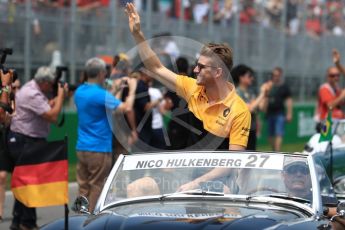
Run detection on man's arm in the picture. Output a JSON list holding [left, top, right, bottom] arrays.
[[125, 110, 138, 146], [125, 3, 177, 91], [324, 89, 345, 110], [257, 81, 272, 112], [41, 83, 66, 123], [0, 70, 13, 123], [177, 139, 246, 191], [144, 98, 163, 111], [116, 78, 137, 113], [333, 49, 345, 76], [285, 97, 293, 122], [177, 168, 234, 192], [229, 145, 245, 150]]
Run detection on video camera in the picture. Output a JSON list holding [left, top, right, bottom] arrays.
[[52, 66, 69, 97], [0, 48, 18, 85]]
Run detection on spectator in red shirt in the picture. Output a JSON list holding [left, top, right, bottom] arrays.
[[317, 66, 345, 122], [240, 3, 257, 24], [305, 4, 324, 38], [77, 0, 109, 10]]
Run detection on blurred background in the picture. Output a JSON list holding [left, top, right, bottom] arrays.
[[1, 0, 345, 100]]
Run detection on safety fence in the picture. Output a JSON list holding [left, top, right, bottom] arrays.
[[0, 1, 345, 102]]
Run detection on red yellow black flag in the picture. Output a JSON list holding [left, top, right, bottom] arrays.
[[11, 139, 68, 207]]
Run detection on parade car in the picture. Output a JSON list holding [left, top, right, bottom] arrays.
[[41, 151, 345, 230]]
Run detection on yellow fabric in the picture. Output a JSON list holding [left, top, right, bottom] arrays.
[[12, 181, 68, 208], [176, 75, 251, 148]]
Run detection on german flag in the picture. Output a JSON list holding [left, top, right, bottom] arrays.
[[11, 139, 68, 208]]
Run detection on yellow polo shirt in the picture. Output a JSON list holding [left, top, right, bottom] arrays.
[[176, 75, 251, 148]]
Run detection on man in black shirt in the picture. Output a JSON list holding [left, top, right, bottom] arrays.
[[266, 67, 293, 151]]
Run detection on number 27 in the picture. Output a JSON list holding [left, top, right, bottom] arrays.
[[245, 155, 269, 167]]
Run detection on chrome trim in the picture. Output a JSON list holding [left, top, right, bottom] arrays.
[[100, 193, 314, 216]]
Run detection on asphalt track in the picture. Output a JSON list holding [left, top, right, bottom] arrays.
[[0, 183, 78, 229]]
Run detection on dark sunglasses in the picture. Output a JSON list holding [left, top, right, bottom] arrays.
[[285, 165, 309, 175], [195, 62, 218, 71], [329, 73, 340, 78]]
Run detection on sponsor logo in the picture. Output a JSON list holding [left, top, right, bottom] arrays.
[[223, 107, 230, 117], [241, 127, 250, 132]]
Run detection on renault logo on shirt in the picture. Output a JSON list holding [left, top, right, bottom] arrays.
[[223, 107, 231, 117]]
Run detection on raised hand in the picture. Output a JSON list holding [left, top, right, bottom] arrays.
[[260, 81, 272, 96], [333, 49, 341, 65], [125, 3, 141, 35]]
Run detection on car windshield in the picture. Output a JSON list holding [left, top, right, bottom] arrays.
[[102, 152, 337, 208], [313, 146, 345, 180], [335, 119, 345, 142]]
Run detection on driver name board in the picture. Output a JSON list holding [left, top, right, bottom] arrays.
[[123, 153, 284, 170]]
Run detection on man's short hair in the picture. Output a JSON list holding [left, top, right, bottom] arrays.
[[34, 66, 55, 83], [273, 66, 283, 75], [85, 57, 106, 79], [200, 43, 233, 73]]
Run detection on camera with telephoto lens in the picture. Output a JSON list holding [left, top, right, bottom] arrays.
[[52, 66, 69, 97], [0, 48, 18, 85]]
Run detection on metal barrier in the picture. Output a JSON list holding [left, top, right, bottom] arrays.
[[0, 1, 345, 102]]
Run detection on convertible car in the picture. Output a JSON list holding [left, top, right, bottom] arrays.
[[42, 151, 345, 230]]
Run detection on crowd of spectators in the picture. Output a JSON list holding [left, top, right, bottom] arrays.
[[2, 0, 344, 38], [171, 0, 345, 38], [164, 0, 345, 38]]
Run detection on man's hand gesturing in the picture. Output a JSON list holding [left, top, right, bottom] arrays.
[[125, 3, 141, 35], [333, 49, 341, 65]]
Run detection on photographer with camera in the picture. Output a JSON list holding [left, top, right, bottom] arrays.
[[6, 66, 67, 230], [0, 69, 14, 223], [0, 48, 17, 223]]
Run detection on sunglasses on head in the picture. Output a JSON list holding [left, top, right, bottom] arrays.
[[285, 165, 309, 175]]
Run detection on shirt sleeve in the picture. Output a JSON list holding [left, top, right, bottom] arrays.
[[229, 109, 251, 147], [175, 75, 197, 102], [104, 90, 122, 110]]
